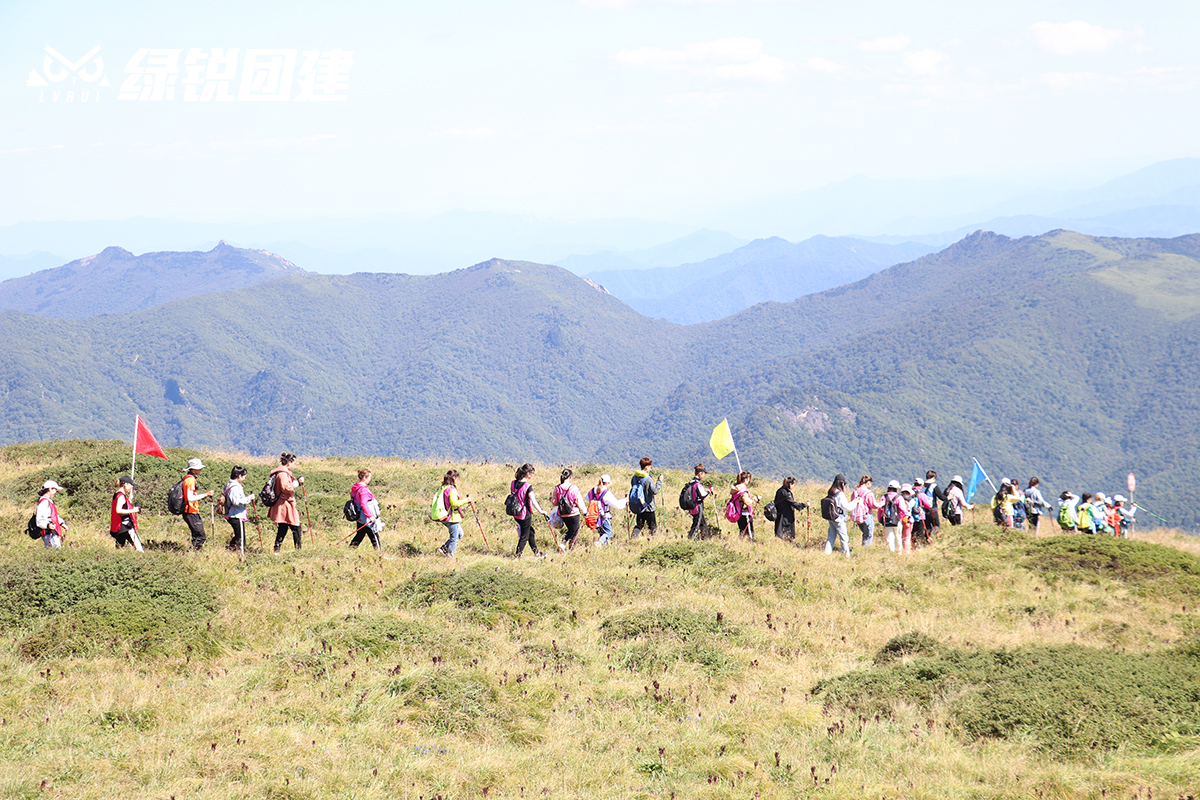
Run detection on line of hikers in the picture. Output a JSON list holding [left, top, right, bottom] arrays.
[[26, 454, 1138, 555]]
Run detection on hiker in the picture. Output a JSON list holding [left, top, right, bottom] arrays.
[[182, 458, 214, 550], [551, 468, 586, 552], [109, 477, 139, 549], [1104, 494, 1123, 537], [731, 471, 757, 540], [1057, 491, 1079, 531], [849, 475, 878, 546], [922, 472, 944, 540], [993, 482, 1018, 529], [511, 463, 548, 558], [35, 480, 68, 548], [878, 480, 908, 552], [352, 469, 384, 550], [943, 475, 969, 526], [586, 474, 626, 547], [1091, 493, 1114, 535], [822, 473, 857, 556], [1009, 478, 1028, 529], [1113, 494, 1135, 538], [910, 477, 929, 546], [268, 452, 305, 551], [685, 463, 714, 540], [1024, 477, 1052, 531], [433, 470, 468, 555], [629, 457, 664, 538], [223, 466, 253, 552], [772, 476, 808, 542]]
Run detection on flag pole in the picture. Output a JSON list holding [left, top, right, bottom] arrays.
[[733, 447, 742, 474], [131, 415, 139, 481]]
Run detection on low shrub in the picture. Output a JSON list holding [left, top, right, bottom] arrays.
[[395, 566, 566, 625], [637, 541, 746, 578], [874, 631, 943, 664], [600, 607, 737, 642], [1027, 537, 1200, 597]]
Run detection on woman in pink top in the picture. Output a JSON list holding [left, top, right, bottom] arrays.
[[850, 475, 879, 547], [268, 452, 305, 551]]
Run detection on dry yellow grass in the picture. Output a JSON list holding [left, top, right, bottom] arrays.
[[0, 451, 1196, 799]]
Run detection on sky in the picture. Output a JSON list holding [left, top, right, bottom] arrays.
[[1, 0, 1197, 227]]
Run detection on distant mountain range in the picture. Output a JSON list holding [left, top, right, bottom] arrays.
[[554, 229, 747, 274], [0, 242, 304, 319], [1, 230, 1198, 529], [586, 236, 934, 324]]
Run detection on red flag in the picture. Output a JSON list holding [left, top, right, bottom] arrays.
[[135, 416, 168, 460]]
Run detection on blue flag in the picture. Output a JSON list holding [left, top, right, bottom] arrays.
[[966, 458, 989, 501]]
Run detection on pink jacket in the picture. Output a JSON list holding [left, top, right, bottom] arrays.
[[267, 466, 301, 526], [850, 485, 878, 524]]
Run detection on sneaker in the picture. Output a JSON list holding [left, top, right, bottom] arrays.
[[534, 552, 546, 559], [436, 545, 448, 557], [556, 542, 567, 553]]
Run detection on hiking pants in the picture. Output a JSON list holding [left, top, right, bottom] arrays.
[[42, 533, 62, 548], [184, 512, 206, 550], [901, 518, 913, 553], [110, 530, 136, 549], [738, 512, 754, 540], [560, 514, 581, 548], [437, 521, 461, 555], [687, 506, 706, 539], [884, 525, 900, 552], [226, 518, 246, 551], [515, 516, 539, 556], [274, 523, 301, 551], [596, 516, 613, 546], [857, 515, 875, 546], [825, 518, 850, 556], [353, 522, 381, 550], [633, 510, 657, 537]]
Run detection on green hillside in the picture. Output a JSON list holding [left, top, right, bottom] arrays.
[[0, 442, 1197, 799], [601, 230, 1200, 530]]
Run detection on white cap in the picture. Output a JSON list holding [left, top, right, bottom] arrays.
[[1113, 494, 1127, 503], [599, 474, 611, 485], [887, 479, 900, 490], [42, 480, 64, 491]]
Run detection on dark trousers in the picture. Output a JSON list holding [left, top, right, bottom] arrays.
[[738, 512, 754, 540], [227, 518, 246, 551], [274, 523, 301, 551], [561, 514, 581, 547], [351, 523, 379, 549], [515, 516, 538, 556], [183, 512, 206, 550], [688, 506, 706, 539], [633, 510, 657, 536], [109, 529, 135, 549]]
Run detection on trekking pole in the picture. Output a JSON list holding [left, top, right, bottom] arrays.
[[334, 526, 359, 546], [1134, 503, 1170, 525], [805, 505, 811, 549], [251, 497, 264, 551], [468, 501, 494, 553], [301, 483, 313, 540]]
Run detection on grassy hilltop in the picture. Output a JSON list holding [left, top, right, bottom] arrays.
[[0, 440, 1198, 799]]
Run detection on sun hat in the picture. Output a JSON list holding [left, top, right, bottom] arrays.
[[951, 475, 964, 484], [187, 458, 205, 470], [900, 483, 913, 495]]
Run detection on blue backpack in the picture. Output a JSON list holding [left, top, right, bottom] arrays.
[[628, 476, 649, 514]]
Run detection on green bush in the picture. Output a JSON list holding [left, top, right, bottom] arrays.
[[0, 548, 220, 660], [637, 541, 746, 578], [1026, 537, 1200, 597], [310, 613, 471, 660], [874, 631, 943, 664], [814, 637, 1200, 756], [395, 566, 566, 625], [600, 607, 736, 642]]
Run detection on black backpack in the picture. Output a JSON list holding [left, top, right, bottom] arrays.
[[26, 513, 42, 540], [763, 501, 778, 522], [679, 479, 698, 511], [941, 496, 955, 519], [504, 484, 524, 518], [819, 495, 840, 521], [259, 474, 279, 508], [880, 496, 900, 527], [342, 498, 359, 522], [166, 479, 186, 515]]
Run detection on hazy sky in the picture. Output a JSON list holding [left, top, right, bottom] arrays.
[[1, 0, 1196, 226]]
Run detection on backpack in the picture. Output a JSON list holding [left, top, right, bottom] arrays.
[[343, 499, 359, 522], [724, 496, 741, 523], [504, 483, 525, 518], [940, 496, 954, 519], [1012, 499, 1027, 525], [556, 485, 575, 518], [882, 496, 901, 527], [819, 495, 840, 521], [628, 476, 648, 514], [679, 479, 698, 512], [763, 501, 778, 522], [430, 487, 452, 521], [215, 486, 229, 517], [1058, 502, 1075, 530], [584, 500, 601, 529], [258, 474, 279, 508], [166, 479, 186, 515], [26, 513, 41, 540]]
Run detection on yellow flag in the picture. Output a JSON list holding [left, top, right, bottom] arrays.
[[709, 419, 735, 460]]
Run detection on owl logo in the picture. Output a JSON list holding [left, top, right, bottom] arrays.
[[27, 45, 110, 87]]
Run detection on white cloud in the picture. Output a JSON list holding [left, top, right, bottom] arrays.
[[901, 49, 949, 76], [431, 128, 496, 139], [616, 37, 793, 82], [858, 33, 911, 53], [1040, 71, 1119, 92], [1030, 21, 1143, 57], [807, 56, 844, 74], [664, 91, 729, 107]]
